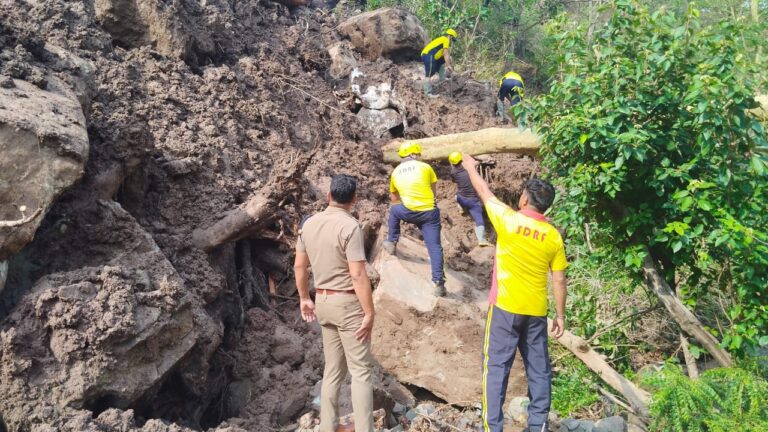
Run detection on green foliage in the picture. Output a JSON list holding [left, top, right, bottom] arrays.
[[366, 0, 563, 83], [552, 237, 649, 373], [642, 364, 768, 432], [524, 0, 768, 355], [551, 356, 601, 415]]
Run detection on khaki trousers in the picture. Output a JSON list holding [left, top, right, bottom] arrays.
[[315, 292, 374, 432]]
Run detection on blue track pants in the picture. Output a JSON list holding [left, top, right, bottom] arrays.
[[457, 194, 484, 227], [482, 306, 552, 432], [387, 204, 445, 284]]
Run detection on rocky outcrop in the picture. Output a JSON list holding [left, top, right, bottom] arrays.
[[370, 233, 528, 406], [0, 77, 88, 261], [338, 8, 428, 62]]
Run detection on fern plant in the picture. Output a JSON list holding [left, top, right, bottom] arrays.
[[642, 365, 768, 432]]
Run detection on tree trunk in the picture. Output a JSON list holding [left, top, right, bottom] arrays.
[[641, 246, 733, 367], [382, 127, 540, 163], [552, 320, 651, 419], [191, 153, 313, 251]]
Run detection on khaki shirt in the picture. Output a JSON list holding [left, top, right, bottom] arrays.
[[296, 206, 366, 291]]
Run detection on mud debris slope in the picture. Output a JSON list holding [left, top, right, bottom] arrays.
[[0, 2, 534, 431]]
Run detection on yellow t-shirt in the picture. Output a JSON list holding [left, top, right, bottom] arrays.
[[421, 36, 451, 60], [499, 70, 524, 86], [389, 160, 437, 212], [485, 197, 567, 316]]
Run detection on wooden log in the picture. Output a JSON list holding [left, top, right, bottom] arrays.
[[191, 153, 313, 251], [641, 247, 733, 368], [552, 320, 651, 419], [382, 127, 540, 163]]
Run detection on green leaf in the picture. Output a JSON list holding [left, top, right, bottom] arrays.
[[759, 336, 768, 347], [751, 155, 766, 176], [579, 133, 588, 144], [672, 241, 683, 253], [687, 344, 702, 359]]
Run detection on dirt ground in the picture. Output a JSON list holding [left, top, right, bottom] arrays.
[[0, 1, 537, 431]]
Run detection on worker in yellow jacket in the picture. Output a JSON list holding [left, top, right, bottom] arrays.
[[497, 70, 524, 120], [420, 29, 457, 95]]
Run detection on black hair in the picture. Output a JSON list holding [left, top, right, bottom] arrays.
[[330, 174, 357, 204], [523, 178, 555, 212]]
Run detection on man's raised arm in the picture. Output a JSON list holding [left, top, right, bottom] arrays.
[[461, 153, 495, 204]]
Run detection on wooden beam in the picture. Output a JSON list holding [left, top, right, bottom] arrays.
[[382, 127, 540, 163]]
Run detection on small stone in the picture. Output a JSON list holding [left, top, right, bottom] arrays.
[[415, 403, 435, 415], [0, 75, 15, 88], [504, 396, 530, 422], [405, 409, 418, 421], [594, 416, 627, 432], [388, 426, 404, 432], [559, 418, 595, 432], [392, 402, 406, 415], [456, 417, 471, 429], [298, 412, 315, 429]]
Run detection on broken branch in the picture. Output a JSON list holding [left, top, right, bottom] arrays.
[[679, 333, 700, 379], [191, 152, 314, 251], [551, 320, 651, 420], [641, 246, 733, 367]]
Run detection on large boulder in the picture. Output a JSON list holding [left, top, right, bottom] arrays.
[[0, 77, 88, 261], [0, 200, 216, 431], [370, 233, 528, 406], [338, 8, 428, 62]]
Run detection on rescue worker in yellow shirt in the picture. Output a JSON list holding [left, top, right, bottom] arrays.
[[497, 70, 524, 121], [461, 153, 568, 432], [420, 29, 457, 95], [383, 142, 447, 297]]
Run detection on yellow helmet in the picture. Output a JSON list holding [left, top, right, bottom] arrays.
[[398, 142, 422, 158], [448, 152, 462, 165], [445, 28, 458, 38]]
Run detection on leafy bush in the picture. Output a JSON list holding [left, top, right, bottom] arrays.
[[551, 356, 601, 416], [524, 0, 768, 355], [642, 364, 768, 432]]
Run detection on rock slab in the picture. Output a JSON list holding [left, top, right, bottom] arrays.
[[370, 232, 527, 406]]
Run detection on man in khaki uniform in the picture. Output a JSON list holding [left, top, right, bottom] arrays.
[[294, 174, 375, 432]]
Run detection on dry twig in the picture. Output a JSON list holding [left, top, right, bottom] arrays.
[[0, 206, 43, 228]]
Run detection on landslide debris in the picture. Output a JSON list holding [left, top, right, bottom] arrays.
[[0, 1, 535, 431]]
